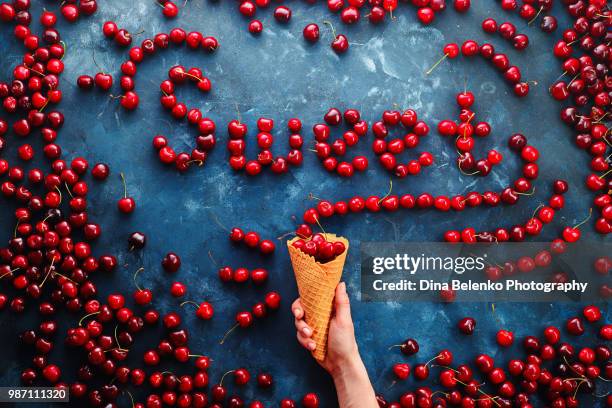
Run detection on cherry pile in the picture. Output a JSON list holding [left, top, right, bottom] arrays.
[[377, 305, 610, 407], [313, 108, 369, 177], [227, 117, 304, 176], [291, 224, 347, 263], [546, 0, 611, 235]]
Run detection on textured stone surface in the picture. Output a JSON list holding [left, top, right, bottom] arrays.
[[0, 1, 607, 406]]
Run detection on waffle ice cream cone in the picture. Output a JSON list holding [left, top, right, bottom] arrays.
[[287, 234, 349, 361]]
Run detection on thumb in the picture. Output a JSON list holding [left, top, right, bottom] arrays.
[[333, 282, 352, 324]]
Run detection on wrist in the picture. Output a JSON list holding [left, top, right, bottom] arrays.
[[329, 350, 367, 382]]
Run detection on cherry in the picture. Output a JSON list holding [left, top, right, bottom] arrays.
[[170, 282, 186, 297], [162, 1, 179, 18], [303, 23, 319, 43], [117, 173, 135, 213], [566, 317, 585, 335], [562, 208, 592, 242], [496, 329, 514, 347], [392, 363, 411, 380], [458, 317, 476, 335], [582, 305, 601, 322], [162, 252, 181, 273], [256, 372, 273, 388], [302, 393, 319, 408], [273, 6, 291, 22], [248, 20, 263, 35], [94, 72, 113, 91]]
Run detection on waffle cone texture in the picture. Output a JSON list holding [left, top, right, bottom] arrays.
[[287, 234, 349, 361]]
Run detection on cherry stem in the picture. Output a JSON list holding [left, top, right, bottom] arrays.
[[78, 311, 100, 327], [219, 323, 240, 344], [554, 71, 567, 82], [13, 216, 26, 238], [276, 231, 295, 241], [54, 186, 63, 204], [532, 204, 544, 219], [120, 172, 128, 198], [308, 192, 323, 201], [92, 49, 104, 74], [235, 102, 242, 124], [123, 390, 135, 408], [516, 187, 536, 196], [180, 300, 199, 309], [323, 20, 337, 39], [567, 72, 581, 88], [219, 369, 235, 386], [64, 182, 74, 198], [425, 53, 448, 76], [424, 353, 442, 368], [314, 217, 328, 238], [528, 6, 543, 25], [0, 268, 18, 280], [208, 250, 218, 266], [378, 179, 393, 204], [572, 208, 592, 229], [114, 325, 128, 351], [598, 168, 612, 179], [208, 211, 229, 232], [183, 72, 203, 82], [388, 344, 402, 350], [133, 267, 144, 291], [458, 166, 480, 177], [593, 112, 608, 123], [385, 380, 396, 390], [455, 378, 501, 407], [59, 41, 66, 60], [431, 364, 461, 375]]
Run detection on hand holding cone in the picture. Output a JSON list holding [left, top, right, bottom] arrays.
[[287, 234, 349, 361]]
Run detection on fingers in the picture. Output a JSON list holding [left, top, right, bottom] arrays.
[[295, 317, 313, 338], [297, 330, 317, 352], [333, 282, 352, 324], [291, 298, 304, 320], [292, 297, 316, 351]]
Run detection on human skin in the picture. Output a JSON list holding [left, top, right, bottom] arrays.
[[291, 282, 379, 408]]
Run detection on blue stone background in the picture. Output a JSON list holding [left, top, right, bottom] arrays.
[[0, 0, 609, 406]]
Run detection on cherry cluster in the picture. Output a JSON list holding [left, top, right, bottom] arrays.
[[481, 18, 529, 51], [372, 109, 433, 178], [547, 1, 611, 235], [438, 91, 529, 178], [291, 224, 347, 263], [153, 65, 216, 171], [227, 117, 304, 176], [77, 26, 219, 114], [377, 305, 611, 407], [102, 22, 142, 47], [498, 0, 559, 33], [314, 108, 369, 177]]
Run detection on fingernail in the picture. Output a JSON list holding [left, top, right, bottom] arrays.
[[339, 282, 347, 292], [302, 327, 312, 336], [308, 342, 316, 351]]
